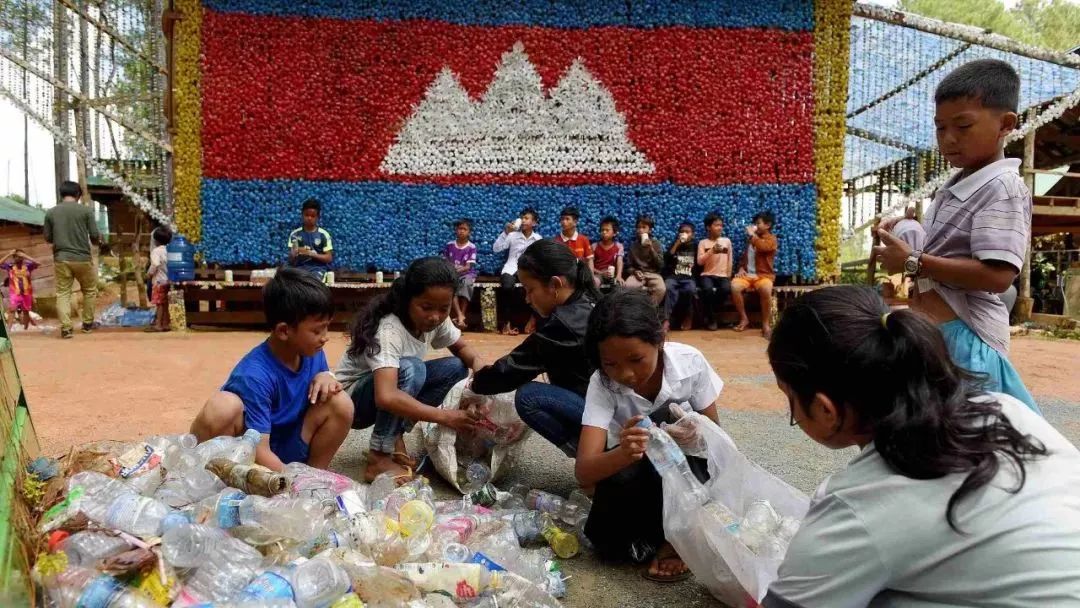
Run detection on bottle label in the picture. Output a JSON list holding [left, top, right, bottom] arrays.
[[529, 492, 559, 513], [240, 571, 294, 600], [76, 575, 124, 608], [216, 490, 245, 528], [469, 552, 506, 572], [105, 494, 148, 530], [114, 444, 162, 479], [166, 252, 183, 262]]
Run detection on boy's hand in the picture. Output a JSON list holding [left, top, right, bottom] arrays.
[[873, 230, 912, 275], [504, 222, 515, 234], [618, 415, 649, 462], [308, 372, 342, 404], [440, 408, 480, 434], [633, 270, 644, 281], [746, 225, 757, 237], [735, 269, 748, 278], [615, 276, 625, 286]]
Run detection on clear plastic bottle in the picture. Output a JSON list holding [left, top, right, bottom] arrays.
[[291, 556, 352, 608], [441, 542, 472, 563], [60, 532, 132, 568], [459, 461, 491, 493], [524, 489, 564, 516], [511, 511, 545, 545], [238, 495, 324, 540], [217, 429, 262, 464], [562, 489, 592, 526], [171, 525, 264, 602], [636, 417, 708, 506], [82, 491, 171, 537], [41, 567, 158, 608], [284, 461, 360, 501]]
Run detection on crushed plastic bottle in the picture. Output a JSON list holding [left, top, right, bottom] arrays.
[[238, 495, 324, 540], [59, 532, 133, 568], [40, 566, 158, 608], [636, 417, 709, 507], [162, 523, 264, 602]]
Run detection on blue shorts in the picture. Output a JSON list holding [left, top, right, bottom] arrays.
[[939, 319, 1041, 415], [268, 420, 310, 465]]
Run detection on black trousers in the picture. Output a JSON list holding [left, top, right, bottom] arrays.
[[498, 272, 517, 327], [698, 276, 732, 323], [584, 412, 710, 562]]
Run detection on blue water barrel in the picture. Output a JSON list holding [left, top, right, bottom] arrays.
[[166, 235, 196, 282]]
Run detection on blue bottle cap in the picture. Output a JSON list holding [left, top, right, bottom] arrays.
[[635, 417, 654, 429]]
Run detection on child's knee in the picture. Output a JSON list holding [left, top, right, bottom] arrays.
[[196, 391, 244, 436], [397, 357, 427, 393], [327, 390, 354, 425]]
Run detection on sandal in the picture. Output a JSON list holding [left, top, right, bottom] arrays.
[[392, 451, 418, 469], [642, 545, 692, 583]]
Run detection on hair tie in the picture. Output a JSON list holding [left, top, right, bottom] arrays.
[[881, 312, 891, 329]]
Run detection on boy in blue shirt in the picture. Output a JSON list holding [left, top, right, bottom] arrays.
[[288, 198, 334, 278], [190, 267, 352, 470]]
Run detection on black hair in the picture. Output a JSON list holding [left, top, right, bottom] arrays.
[[678, 221, 694, 231], [152, 225, 173, 247], [263, 267, 334, 328], [59, 181, 82, 199], [347, 256, 457, 358], [752, 211, 775, 226], [454, 218, 473, 230], [599, 216, 620, 233], [521, 207, 539, 223], [560, 206, 580, 220], [704, 213, 722, 228], [635, 214, 655, 229], [518, 239, 601, 303], [935, 59, 1020, 113], [301, 198, 321, 215], [768, 286, 1047, 532], [585, 289, 665, 383]]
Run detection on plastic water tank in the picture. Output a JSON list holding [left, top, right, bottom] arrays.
[[166, 235, 195, 282]]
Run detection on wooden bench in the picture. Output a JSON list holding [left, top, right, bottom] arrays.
[[178, 267, 821, 331]]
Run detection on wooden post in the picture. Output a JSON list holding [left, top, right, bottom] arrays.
[[52, 2, 70, 194], [1016, 108, 1038, 322]]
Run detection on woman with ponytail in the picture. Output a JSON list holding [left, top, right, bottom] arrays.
[[472, 239, 601, 456], [763, 285, 1080, 608], [336, 257, 486, 482]]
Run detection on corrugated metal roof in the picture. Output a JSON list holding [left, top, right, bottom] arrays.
[[0, 197, 46, 226]]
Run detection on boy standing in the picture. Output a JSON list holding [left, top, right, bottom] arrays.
[[593, 216, 625, 290], [190, 267, 353, 470], [493, 207, 542, 335], [443, 219, 478, 329], [144, 227, 173, 332], [288, 198, 334, 279], [731, 211, 778, 338], [0, 249, 40, 330], [553, 206, 594, 268], [663, 221, 699, 329], [697, 213, 733, 331], [44, 180, 101, 339], [876, 59, 1038, 412], [624, 215, 666, 306]]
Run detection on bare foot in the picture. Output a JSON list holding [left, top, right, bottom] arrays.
[[363, 450, 411, 484], [762, 325, 772, 340], [392, 436, 417, 469], [501, 322, 519, 336], [645, 542, 691, 582], [680, 316, 693, 331], [523, 318, 536, 335], [733, 318, 750, 332]]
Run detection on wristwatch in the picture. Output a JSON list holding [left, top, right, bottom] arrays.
[[904, 250, 922, 276]]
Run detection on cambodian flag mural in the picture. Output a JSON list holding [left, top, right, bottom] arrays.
[[178, 0, 840, 278]]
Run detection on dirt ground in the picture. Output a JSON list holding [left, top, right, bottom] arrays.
[[11, 327, 1080, 456]]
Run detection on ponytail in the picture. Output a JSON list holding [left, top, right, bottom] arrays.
[[518, 240, 601, 302], [346, 257, 457, 358], [768, 286, 1047, 532]]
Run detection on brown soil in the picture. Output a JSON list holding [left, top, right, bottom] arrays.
[[11, 328, 1080, 456]]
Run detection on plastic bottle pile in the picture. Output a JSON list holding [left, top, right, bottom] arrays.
[[32, 432, 590, 608], [637, 418, 799, 560]]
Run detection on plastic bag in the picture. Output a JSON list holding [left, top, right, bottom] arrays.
[[662, 412, 810, 607], [416, 379, 530, 493]]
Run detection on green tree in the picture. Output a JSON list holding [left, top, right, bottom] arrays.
[[900, 0, 1080, 52], [4, 194, 28, 205]]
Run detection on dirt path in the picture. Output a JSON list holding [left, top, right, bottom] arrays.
[[11, 328, 1079, 455]]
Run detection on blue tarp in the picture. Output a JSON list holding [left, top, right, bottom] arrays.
[[844, 16, 1080, 181]]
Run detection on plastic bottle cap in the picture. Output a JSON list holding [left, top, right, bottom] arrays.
[[635, 417, 654, 428], [47, 530, 69, 552]]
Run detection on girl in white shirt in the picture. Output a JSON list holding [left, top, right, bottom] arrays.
[[577, 288, 724, 583], [764, 286, 1080, 608], [337, 257, 486, 483]]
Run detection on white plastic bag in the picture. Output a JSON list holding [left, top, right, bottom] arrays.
[[416, 379, 530, 493], [662, 412, 810, 607]]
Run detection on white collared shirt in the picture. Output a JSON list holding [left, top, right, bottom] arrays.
[[582, 342, 724, 448], [493, 230, 543, 275]]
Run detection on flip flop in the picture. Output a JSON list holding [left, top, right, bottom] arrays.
[[642, 548, 692, 583], [392, 451, 418, 469]]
